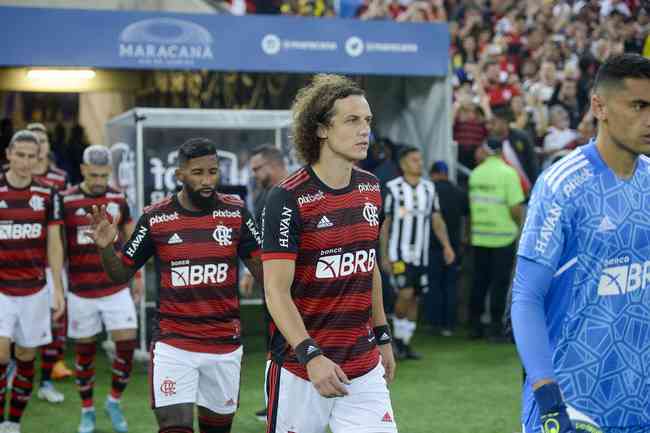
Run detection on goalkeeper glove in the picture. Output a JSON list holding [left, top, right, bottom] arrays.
[[534, 382, 574, 433]]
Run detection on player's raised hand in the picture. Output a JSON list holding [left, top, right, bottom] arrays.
[[87, 204, 118, 249], [306, 355, 350, 398], [378, 343, 396, 384], [51, 287, 65, 321]]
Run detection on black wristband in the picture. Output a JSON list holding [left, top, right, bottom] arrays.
[[373, 325, 392, 345], [295, 338, 322, 366]]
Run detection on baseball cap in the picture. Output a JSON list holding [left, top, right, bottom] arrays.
[[430, 160, 449, 174]]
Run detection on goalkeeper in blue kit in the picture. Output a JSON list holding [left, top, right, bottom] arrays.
[[512, 54, 650, 433]]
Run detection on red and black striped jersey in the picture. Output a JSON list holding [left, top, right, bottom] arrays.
[[0, 173, 62, 296], [120, 193, 261, 354], [262, 166, 383, 381], [34, 166, 69, 191], [62, 185, 132, 298]]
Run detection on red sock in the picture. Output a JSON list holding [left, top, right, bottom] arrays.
[[9, 360, 34, 423], [199, 413, 234, 433], [110, 340, 136, 400], [159, 427, 193, 433], [0, 363, 7, 421], [75, 342, 96, 409], [39, 345, 57, 383]]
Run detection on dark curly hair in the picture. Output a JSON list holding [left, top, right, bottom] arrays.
[[291, 74, 365, 165]]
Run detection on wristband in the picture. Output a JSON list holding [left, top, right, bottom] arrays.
[[295, 338, 322, 366], [373, 325, 392, 345], [534, 382, 565, 414]]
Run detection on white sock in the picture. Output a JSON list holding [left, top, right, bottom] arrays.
[[403, 320, 417, 345]]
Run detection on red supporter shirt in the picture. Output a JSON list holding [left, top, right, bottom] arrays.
[[34, 167, 69, 192], [120, 193, 261, 354], [486, 83, 521, 108], [262, 166, 382, 380], [62, 185, 132, 298], [453, 118, 489, 151], [0, 174, 62, 296]]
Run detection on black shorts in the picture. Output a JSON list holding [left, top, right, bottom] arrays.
[[392, 261, 428, 294]]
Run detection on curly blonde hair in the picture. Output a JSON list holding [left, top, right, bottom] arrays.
[[291, 74, 364, 165]]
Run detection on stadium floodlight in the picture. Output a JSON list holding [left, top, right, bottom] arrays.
[[26, 68, 96, 81]]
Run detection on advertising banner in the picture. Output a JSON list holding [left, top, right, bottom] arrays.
[[0, 6, 449, 76]]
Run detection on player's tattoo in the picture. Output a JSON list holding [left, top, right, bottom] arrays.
[[244, 256, 263, 285], [100, 246, 136, 284]]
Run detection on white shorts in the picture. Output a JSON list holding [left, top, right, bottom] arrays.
[[151, 342, 242, 414], [67, 289, 137, 339], [265, 361, 398, 433], [0, 289, 52, 348]]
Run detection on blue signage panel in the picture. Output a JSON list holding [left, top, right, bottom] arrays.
[[0, 6, 449, 76]]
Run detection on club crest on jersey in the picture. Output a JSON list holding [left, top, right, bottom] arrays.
[[75, 208, 87, 216], [363, 202, 379, 226], [29, 195, 45, 212], [160, 378, 176, 397], [213, 225, 232, 246]]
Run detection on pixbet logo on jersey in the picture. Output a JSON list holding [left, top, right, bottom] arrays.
[[0, 223, 42, 240], [297, 190, 324, 207], [170, 259, 229, 287], [597, 256, 650, 296], [149, 212, 179, 226], [358, 182, 380, 193], [212, 209, 241, 219], [316, 248, 376, 279]]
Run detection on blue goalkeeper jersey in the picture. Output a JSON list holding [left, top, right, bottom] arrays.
[[517, 141, 650, 432]]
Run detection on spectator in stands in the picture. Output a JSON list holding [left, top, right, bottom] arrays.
[[540, 105, 580, 168], [488, 108, 539, 195], [396, 0, 447, 22], [281, 0, 333, 16], [528, 60, 558, 105], [482, 59, 521, 109], [453, 84, 489, 170], [548, 79, 583, 130], [357, 0, 404, 20], [426, 161, 467, 337]]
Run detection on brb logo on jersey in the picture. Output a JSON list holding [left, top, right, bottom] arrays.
[[363, 203, 379, 227], [0, 222, 42, 240], [170, 259, 229, 287], [598, 256, 650, 296], [316, 248, 376, 279]]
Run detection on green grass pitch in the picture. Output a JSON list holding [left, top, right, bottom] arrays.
[[21, 332, 522, 433]]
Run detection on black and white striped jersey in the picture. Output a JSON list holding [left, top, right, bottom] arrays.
[[383, 176, 440, 266]]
